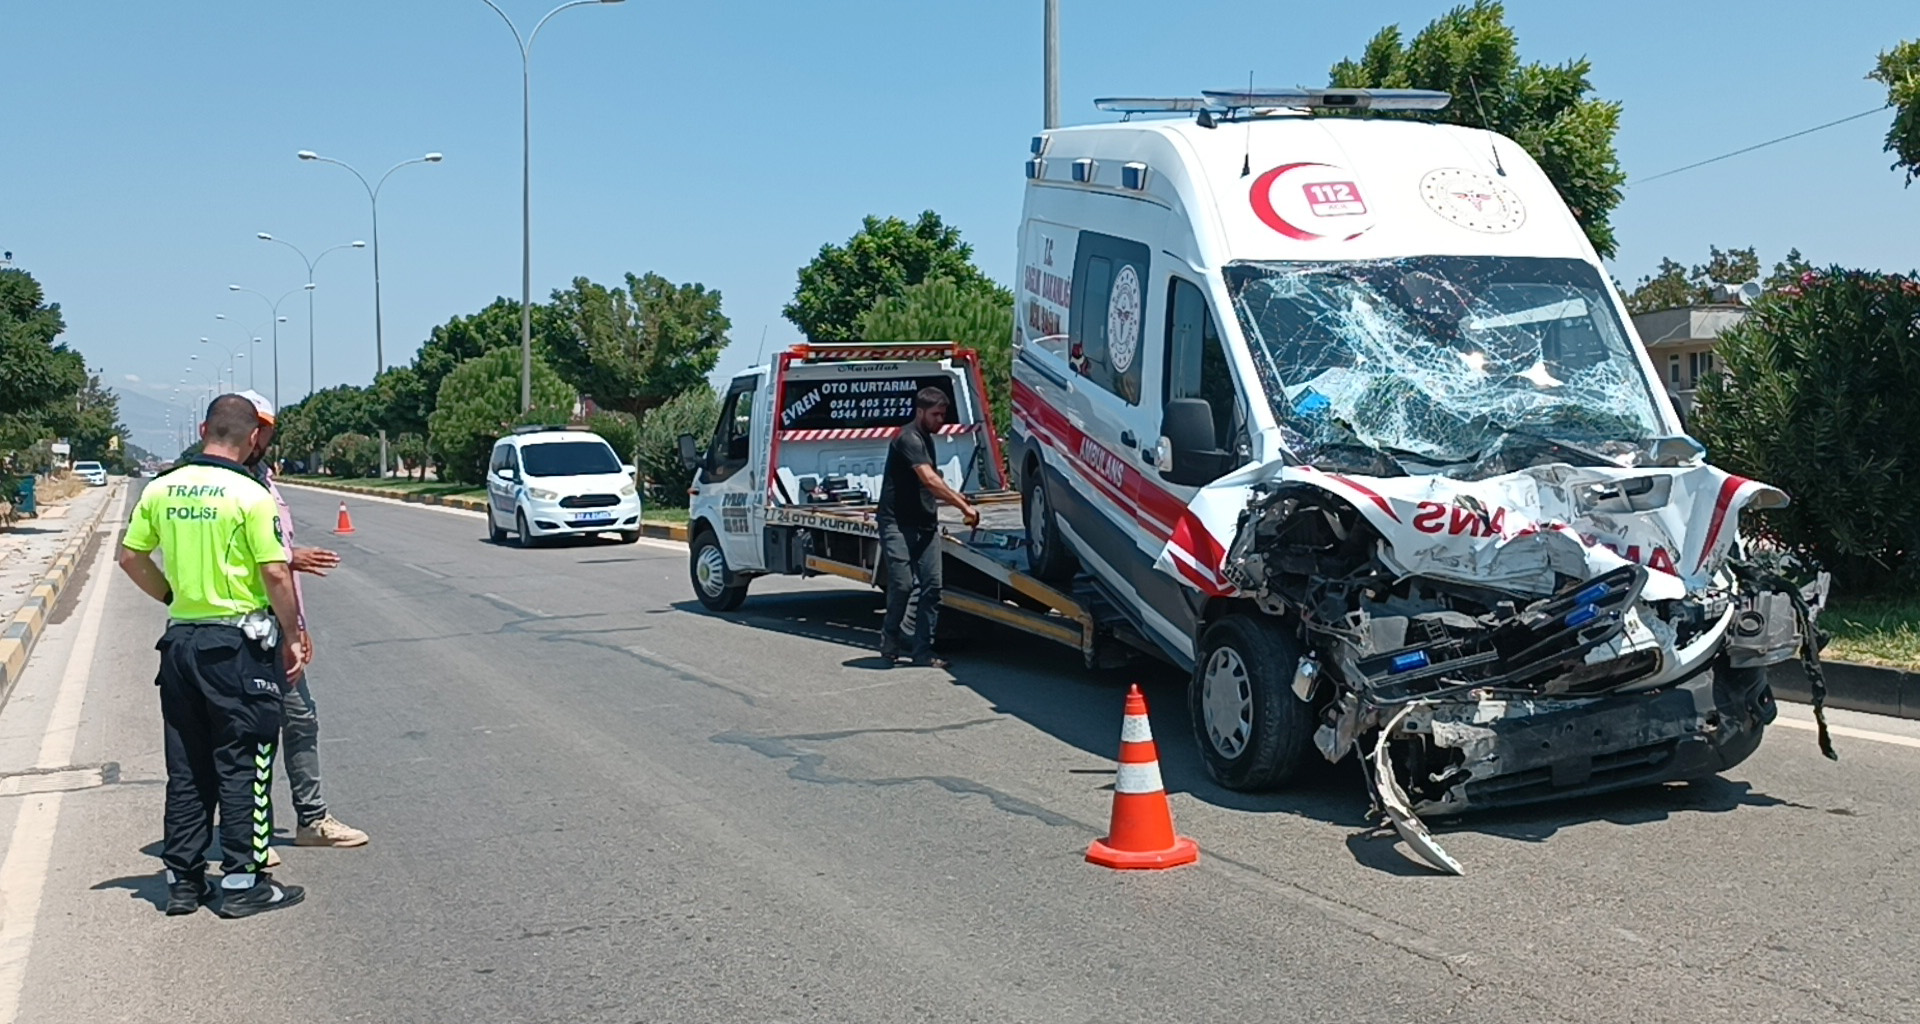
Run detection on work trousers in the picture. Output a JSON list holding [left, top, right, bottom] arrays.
[[281, 677, 327, 827], [155, 622, 285, 879], [879, 518, 942, 660]]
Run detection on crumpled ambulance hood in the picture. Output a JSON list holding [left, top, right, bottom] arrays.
[[1156, 458, 1787, 601]]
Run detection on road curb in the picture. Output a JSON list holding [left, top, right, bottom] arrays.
[[282, 477, 691, 543], [1769, 659, 1920, 721], [0, 482, 123, 716]]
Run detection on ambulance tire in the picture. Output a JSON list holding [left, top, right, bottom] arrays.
[[690, 528, 748, 612], [1191, 615, 1315, 792], [1022, 467, 1078, 583]]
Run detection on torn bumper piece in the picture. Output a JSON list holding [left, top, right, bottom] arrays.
[[1370, 663, 1775, 872]]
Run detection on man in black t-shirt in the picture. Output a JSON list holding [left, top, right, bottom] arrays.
[[876, 387, 979, 667]]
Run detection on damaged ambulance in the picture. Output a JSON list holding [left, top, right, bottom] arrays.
[[1007, 88, 1830, 872]]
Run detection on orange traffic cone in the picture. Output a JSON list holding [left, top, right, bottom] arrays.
[[332, 501, 356, 535], [1087, 684, 1199, 870]]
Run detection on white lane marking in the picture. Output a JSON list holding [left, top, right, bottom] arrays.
[[274, 482, 687, 554], [0, 538, 115, 1023], [1774, 716, 1920, 750]]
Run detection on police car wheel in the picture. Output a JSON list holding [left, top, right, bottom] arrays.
[[618, 529, 642, 544], [514, 509, 538, 549], [487, 509, 508, 544], [1190, 615, 1316, 792], [690, 529, 747, 612]]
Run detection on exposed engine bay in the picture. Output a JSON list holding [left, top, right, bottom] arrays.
[[1189, 462, 1834, 875]]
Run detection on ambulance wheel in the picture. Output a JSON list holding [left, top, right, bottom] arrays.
[[487, 509, 507, 544], [1022, 467, 1077, 582], [690, 529, 748, 612], [1191, 615, 1315, 792], [514, 510, 538, 549]]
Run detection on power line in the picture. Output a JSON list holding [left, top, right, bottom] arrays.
[[1631, 104, 1892, 186]]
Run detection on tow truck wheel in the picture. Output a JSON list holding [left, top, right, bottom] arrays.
[[1022, 467, 1077, 582], [1191, 616, 1315, 791], [690, 529, 748, 612]]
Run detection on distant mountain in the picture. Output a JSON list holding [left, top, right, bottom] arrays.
[[113, 388, 186, 458]]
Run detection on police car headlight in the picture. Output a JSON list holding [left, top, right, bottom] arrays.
[[527, 487, 560, 501], [618, 483, 637, 497]]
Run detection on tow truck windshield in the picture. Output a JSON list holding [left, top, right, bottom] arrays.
[[521, 440, 621, 477], [1225, 255, 1667, 476]]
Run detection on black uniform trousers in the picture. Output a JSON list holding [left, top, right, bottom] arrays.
[[155, 621, 286, 879]]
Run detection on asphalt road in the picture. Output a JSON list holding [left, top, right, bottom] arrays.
[[0, 481, 1915, 1023]]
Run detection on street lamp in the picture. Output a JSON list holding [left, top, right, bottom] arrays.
[[228, 284, 312, 410], [199, 337, 249, 392], [213, 314, 265, 387], [480, 0, 627, 412], [297, 149, 442, 475], [257, 233, 366, 400]]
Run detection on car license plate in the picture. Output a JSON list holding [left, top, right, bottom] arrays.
[[571, 512, 613, 524]]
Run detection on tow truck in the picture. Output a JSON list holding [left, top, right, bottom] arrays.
[[678, 341, 1138, 667]]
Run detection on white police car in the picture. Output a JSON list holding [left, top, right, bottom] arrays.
[[484, 426, 643, 546]]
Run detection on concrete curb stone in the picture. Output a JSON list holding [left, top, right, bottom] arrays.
[[0, 482, 124, 715]]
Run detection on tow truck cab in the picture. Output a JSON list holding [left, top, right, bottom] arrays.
[[682, 344, 1005, 610], [1005, 87, 1825, 865]]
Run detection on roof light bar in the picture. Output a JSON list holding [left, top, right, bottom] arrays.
[[1199, 87, 1452, 111], [1092, 97, 1214, 114]]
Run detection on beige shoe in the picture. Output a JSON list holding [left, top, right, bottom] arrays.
[[295, 815, 369, 848], [265, 846, 283, 868]]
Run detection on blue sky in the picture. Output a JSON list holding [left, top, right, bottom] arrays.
[[4, 1, 1914, 454]]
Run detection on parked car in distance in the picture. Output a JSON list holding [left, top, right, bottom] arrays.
[[72, 461, 108, 486]]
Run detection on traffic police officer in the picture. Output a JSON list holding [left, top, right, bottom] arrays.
[[118, 394, 311, 918]]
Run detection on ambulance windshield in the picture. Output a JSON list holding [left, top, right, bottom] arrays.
[[1225, 255, 1666, 474]]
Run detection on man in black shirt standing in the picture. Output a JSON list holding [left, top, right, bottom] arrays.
[[876, 387, 979, 667]]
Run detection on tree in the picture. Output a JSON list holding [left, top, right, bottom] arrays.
[[370, 365, 431, 440], [427, 348, 574, 485], [48, 373, 130, 468], [633, 386, 718, 506], [547, 272, 731, 420], [858, 276, 1017, 440], [1624, 246, 1816, 313], [409, 298, 568, 430], [1870, 39, 1920, 185], [1691, 267, 1920, 592], [1329, 1, 1627, 257], [392, 432, 429, 480], [323, 432, 381, 478], [276, 385, 375, 462], [784, 212, 999, 342], [0, 268, 87, 455]]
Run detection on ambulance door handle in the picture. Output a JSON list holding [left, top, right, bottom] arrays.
[[1120, 431, 1138, 448]]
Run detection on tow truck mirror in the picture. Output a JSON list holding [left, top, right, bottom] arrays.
[[676, 433, 701, 472], [1160, 398, 1231, 487]]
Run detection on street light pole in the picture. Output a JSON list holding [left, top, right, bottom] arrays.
[[258, 234, 366, 400], [297, 150, 442, 475], [229, 284, 313, 410], [1043, 0, 1059, 129], [213, 315, 265, 388], [480, 0, 627, 413], [199, 337, 249, 392]]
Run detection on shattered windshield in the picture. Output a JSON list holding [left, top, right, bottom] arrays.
[[1226, 256, 1665, 474]]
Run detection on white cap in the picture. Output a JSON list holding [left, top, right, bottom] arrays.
[[235, 389, 276, 425]]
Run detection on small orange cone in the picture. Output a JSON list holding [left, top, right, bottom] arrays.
[[1087, 684, 1199, 870], [332, 501, 356, 535]]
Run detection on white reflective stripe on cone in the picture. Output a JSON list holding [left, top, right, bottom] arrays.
[[1120, 714, 1153, 744], [1115, 760, 1165, 795]]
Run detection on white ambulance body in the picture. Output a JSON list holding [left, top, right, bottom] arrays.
[[1006, 89, 1825, 867]]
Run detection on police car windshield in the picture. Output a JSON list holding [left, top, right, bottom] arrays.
[[520, 441, 621, 477], [1225, 255, 1666, 471]]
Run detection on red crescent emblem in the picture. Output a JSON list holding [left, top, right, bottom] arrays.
[[1250, 162, 1327, 240]]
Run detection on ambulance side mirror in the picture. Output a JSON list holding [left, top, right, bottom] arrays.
[[677, 433, 702, 472], [1159, 398, 1230, 487]]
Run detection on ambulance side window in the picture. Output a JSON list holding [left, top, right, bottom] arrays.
[[705, 378, 757, 483], [1069, 232, 1149, 406], [1164, 278, 1246, 460]]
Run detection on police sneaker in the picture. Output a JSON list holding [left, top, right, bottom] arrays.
[[213, 875, 306, 919], [164, 877, 214, 916], [295, 815, 369, 847]]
